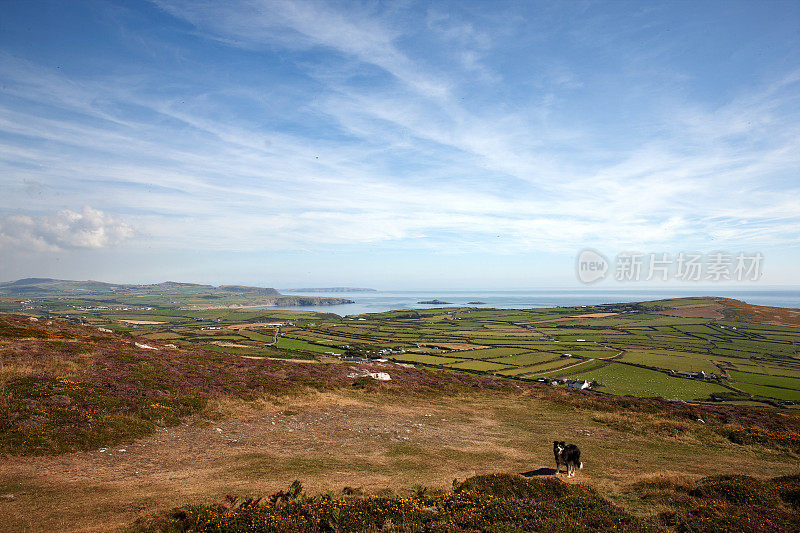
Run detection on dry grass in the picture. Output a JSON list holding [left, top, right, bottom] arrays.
[[2, 313, 800, 531], [2, 388, 798, 531]]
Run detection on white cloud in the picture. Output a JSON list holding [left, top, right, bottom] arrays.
[[0, 207, 134, 252], [0, 1, 798, 263]]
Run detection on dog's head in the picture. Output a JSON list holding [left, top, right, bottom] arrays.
[[553, 441, 565, 454]]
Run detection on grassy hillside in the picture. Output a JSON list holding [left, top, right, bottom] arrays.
[[5, 296, 799, 405], [1, 298, 800, 531], [0, 278, 352, 310]]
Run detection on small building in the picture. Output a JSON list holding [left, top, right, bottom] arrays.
[[565, 379, 591, 390]]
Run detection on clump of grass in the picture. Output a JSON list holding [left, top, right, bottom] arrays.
[[722, 427, 800, 452], [658, 501, 800, 532], [454, 472, 573, 500], [774, 474, 800, 509], [687, 474, 782, 507], [351, 376, 380, 389], [591, 411, 708, 444], [629, 473, 800, 532]]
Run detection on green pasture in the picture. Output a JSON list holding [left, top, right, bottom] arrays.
[[516, 358, 586, 376], [16, 291, 800, 403], [732, 382, 800, 402], [448, 346, 529, 359], [728, 370, 800, 390], [549, 359, 609, 377], [520, 358, 600, 378], [495, 366, 550, 377], [619, 349, 719, 373], [487, 352, 562, 366], [568, 363, 730, 399], [732, 363, 800, 378], [446, 359, 513, 372], [276, 337, 344, 355], [389, 353, 464, 366]]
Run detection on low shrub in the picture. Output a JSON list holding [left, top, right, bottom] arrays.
[[688, 474, 782, 507], [140, 474, 656, 532], [774, 474, 800, 509]]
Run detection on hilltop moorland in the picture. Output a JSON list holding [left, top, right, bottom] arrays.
[[1, 291, 799, 531]]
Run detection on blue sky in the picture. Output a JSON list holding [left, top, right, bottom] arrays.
[[0, 0, 798, 289]]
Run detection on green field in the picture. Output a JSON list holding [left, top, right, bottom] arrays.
[[276, 337, 344, 354], [620, 349, 719, 373], [446, 359, 514, 372], [6, 291, 800, 404], [389, 353, 465, 365], [732, 382, 800, 402], [569, 363, 730, 398]]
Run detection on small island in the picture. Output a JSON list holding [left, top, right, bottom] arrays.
[[418, 299, 452, 305], [467, 301, 486, 304]]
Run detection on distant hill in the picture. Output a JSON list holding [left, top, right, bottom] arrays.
[[0, 278, 277, 296], [0, 278, 136, 294], [286, 287, 377, 292], [217, 285, 280, 295]]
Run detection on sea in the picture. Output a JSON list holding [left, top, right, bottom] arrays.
[[274, 288, 800, 317]]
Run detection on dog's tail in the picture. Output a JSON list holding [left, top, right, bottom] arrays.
[[579, 462, 583, 469]]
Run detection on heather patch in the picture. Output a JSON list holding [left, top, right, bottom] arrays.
[[0, 315, 527, 455], [138, 474, 656, 532]]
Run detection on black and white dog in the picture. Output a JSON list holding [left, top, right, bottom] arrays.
[[553, 441, 583, 477]]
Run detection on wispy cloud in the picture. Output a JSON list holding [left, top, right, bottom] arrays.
[[0, 0, 798, 268]]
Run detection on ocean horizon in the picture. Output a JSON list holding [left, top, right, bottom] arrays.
[[274, 288, 800, 316]]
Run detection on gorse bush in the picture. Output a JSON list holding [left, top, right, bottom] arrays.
[[142, 474, 658, 532], [139, 473, 800, 532], [687, 474, 782, 507], [774, 474, 800, 509]]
